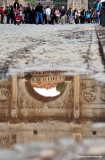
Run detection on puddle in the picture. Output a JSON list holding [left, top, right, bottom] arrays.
[[0, 70, 105, 159]]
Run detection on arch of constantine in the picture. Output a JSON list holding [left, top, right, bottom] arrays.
[[0, 72, 105, 145], [0, 73, 105, 123]]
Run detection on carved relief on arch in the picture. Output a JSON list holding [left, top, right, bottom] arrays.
[[0, 88, 10, 102], [82, 88, 96, 103], [100, 88, 105, 102], [17, 78, 74, 121]]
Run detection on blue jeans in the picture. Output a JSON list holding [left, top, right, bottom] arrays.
[[36, 12, 43, 24], [68, 15, 72, 23], [26, 13, 30, 24], [96, 13, 100, 23]]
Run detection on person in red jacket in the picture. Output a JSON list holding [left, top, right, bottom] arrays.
[[0, 6, 4, 24]]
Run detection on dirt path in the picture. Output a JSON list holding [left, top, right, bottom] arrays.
[[0, 24, 104, 81]]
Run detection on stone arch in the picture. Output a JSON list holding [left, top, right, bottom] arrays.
[[25, 80, 65, 102], [17, 78, 74, 122]]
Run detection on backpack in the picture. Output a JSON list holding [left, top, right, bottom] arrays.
[[86, 13, 91, 19]]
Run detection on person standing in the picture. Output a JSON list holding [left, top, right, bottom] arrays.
[[67, 7, 72, 24], [46, 6, 51, 24], [26, 4, 31, 24], [55, 8, 60, 24], [60, 6, 66, 24], [50, 7, 57, 24], [0, 6, 4, 24], [74, 9, 79, 24], [80, 9, 86, 24], [43, 7, 47, 24], [6, 6, 11, 24], [14, 0, 20, 10], [35, 3, 43, 25], [10, 5, 14, 24], [95, 0, 101, 23], [30, 6, 35, 24]]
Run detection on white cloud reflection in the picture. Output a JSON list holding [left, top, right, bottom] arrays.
[[34, 87, 60, 97]]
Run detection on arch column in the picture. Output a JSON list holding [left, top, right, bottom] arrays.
[[73, 76, 80, 119], [11, 75, 18, 120]]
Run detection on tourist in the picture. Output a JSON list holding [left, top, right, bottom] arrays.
[[95, 0, 101, 23], [25, 4, 31, 24], [43, 7, 47, 24], [10, 5, 14, 24], [23, 7, 27, 23], [80, 9, 86, 24], [90, 8, 95, 23], [0, 6, 4, 24], [35, 3, 43, 25], [71, 9, 75, 24], [60, 6, 66, 24], [0, 2, 103, 25], [14, 0, 20, 10], [30, 6, 35, 24], [55, 8, 60, 24], [67, 7, 72, 24], [50, 7, 57, 24], [45, 6, 51, 24], [74, 9, 79, 24], [5, 6, 11, 24], [20, 5, 25, 23]]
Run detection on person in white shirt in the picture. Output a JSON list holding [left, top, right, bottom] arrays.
[[75, 9, 79, 24], [45, 6, 51, 23]]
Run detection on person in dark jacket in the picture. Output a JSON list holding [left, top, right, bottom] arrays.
[[60, 6, 66, 24], [6, 6, 11, 23], [80, 9, 86, 24], [67, 7, 72, 23], [30, 6, 35, 24], [35, 3, 43, 24], [14, 0, 20, 10], [50, 7, 57, 24], [10, 5, 14, 23], [43, 7, 47, 24], [25, 4, 31, 23]]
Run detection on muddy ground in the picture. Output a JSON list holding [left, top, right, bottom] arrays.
[[0, 24, 104, 81]]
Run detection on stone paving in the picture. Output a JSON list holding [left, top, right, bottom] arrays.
[[0, 24, 104, 81], [0, 137, 105, 160]]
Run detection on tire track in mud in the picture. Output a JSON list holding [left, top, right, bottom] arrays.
[[0, 37, 47, 79], [58, 29, 93, 68], [57, 28, 104, 77], [0, 30, 94, 79], [0, 25, 104, 79]]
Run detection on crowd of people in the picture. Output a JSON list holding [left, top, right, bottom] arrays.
[[0, 0, 102, 25]]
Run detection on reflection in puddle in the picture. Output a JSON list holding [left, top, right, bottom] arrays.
[[34, 87, 60, 97], [31, 71, 67, 97], [0, 70, 105, 158]]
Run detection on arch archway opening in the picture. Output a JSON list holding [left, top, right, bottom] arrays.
[[34, 87, 61, 97], [30, 71, 67, 98], [32, 81, 67, 98]]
